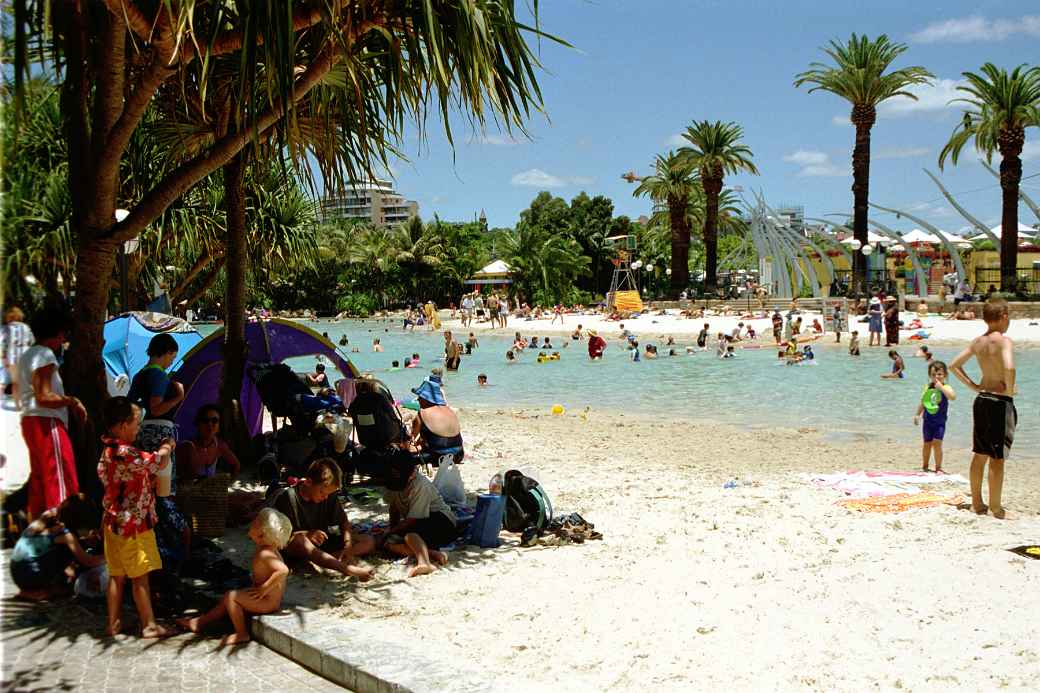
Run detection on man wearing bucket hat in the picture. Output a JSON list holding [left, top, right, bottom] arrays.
[[410, 378, 464, 465]]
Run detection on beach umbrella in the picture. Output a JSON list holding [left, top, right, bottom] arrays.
[[967, 223, 1039, 240], [172, 318, 357, 441], [901, 229, 940, 245], [840, 231, 886, 246]]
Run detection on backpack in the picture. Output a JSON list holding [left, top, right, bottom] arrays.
[[502, 470, 553, 535], [348, 388, 407, 450]]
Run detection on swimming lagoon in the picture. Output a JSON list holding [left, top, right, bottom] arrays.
[[201, 319, 1039, 460]]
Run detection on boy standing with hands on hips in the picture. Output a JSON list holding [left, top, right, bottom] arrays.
[[949, 297, 1017, 519]]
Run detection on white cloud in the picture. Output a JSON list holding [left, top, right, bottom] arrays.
[[473, 133, 521, 146], [877, 79, 966, 118], [664, 133, 687, 147], [907, 201, 954, 218], [783, 149, 849, 177], [510, 169, 594, 188], [1022, 140, 1040, 162], [831, 115, 851, 127], [874, 146, 930, 160], [910, 15, 1040, 43]]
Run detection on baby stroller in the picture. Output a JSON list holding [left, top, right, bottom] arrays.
[[250, 362, 350, 483], [345, 379, 414, 483]]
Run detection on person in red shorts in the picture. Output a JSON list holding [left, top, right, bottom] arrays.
[[17, 311, 86, 517]]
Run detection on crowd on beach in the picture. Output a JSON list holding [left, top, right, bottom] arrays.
[[0, 289, 1021, 646]]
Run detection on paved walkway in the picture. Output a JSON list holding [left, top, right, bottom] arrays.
[[0, 557, 348, 692]]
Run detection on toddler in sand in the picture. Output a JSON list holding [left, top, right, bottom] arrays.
[[949, 297, 1017, 518], [178, 508, 292, 645], [914, 361, 956, 473]]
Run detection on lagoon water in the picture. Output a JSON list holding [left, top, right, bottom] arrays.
[[200, 319, 1038, 460]]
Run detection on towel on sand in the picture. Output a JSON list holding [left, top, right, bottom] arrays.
[[837, 492, 964, 513]]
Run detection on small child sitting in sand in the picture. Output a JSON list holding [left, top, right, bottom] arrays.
[[178, 508, 292, 645], [380, 457, 457, 577]]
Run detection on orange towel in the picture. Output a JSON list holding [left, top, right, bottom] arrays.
[[837, 492, 964, 513]]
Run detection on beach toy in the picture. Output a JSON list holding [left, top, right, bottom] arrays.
[[551, 404, 565, 415], [400, 399, 420, 411], [921, 386, 942, 415]]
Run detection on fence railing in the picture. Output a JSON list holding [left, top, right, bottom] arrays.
[[974, 267, 1040, 297]]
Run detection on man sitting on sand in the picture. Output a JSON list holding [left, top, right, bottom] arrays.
[[949, 297, 1017, 519], [380, 456, 457, 577], [272, 459, 375, 580]]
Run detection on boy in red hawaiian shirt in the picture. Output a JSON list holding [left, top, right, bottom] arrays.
[[98, 396, 175, 638]]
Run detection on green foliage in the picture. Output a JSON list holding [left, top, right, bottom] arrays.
[[677, 121, 759, 180], [938, 63, 1040, 168], [794, 34, 935, 111], [336, 292, 380, 318]]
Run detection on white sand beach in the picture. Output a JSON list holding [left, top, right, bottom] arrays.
[[224, 410, 1040, 692], [440, 309, 1040, 346]]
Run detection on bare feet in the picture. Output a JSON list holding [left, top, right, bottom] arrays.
[[176, 616, 201, 633], [921, 466, 930, 473], [972, 503, 989, 515], [991, 506, 1007, 520], [105, 620, 123, 637], [934, 468, 946, 475], [408, 563, 436, 578], [141, 623, 175, 639], [429, 550, 449, 566], [220, 632, 251, 646]]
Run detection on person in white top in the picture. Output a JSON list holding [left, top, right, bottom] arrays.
[[2, 305, 35, 406], [17, 311, 86, 517], [498, 295, 510, 327]]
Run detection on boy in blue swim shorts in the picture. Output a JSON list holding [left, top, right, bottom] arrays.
[[914, 361, 956, 473]]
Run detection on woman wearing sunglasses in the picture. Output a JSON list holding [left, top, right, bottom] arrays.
[[176, 404, 241, 480]]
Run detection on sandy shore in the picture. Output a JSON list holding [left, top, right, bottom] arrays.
[[435, 309, 1040, 345], [219, 410, 1039, 692]]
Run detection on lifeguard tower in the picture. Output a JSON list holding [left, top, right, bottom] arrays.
[[605, 234, 643, 313]]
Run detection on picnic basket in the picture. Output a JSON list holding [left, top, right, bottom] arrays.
[[176, 473, 231, 537]]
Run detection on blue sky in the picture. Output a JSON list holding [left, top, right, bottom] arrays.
[[369, 1, 1040, 232]]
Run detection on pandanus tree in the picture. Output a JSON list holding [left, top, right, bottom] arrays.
[[939, 63, 1040, 292], [795, 34, 933, 295], [630, 152, 699, 297], [9, 0, 558, 420], [677, 120, 758, 294]]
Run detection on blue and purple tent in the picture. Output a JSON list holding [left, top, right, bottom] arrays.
[[172, 318, 357, 440]]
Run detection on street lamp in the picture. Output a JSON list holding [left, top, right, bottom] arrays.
[[115, 209, 142, 314]]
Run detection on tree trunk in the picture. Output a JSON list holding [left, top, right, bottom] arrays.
[[170, 249, 223, 303], [702, 176, 723, 294], [667, 196, 690, 298], [998, 142, 1023, 293], [220, 152, 248, 428], [851, 106, 875, 296]]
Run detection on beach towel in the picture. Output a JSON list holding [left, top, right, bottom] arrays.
[[837, 492, 964, 513], [1007, 545, 1040, 560], [809, 470, 967, 498]]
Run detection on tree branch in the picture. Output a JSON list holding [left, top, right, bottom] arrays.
[[170, 248, 223, 302], [103, 41, 343, 243]]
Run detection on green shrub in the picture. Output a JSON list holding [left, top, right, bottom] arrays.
[[336, 292, 379, 317]]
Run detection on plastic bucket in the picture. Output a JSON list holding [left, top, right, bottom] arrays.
[[156, 459, 172, 497]]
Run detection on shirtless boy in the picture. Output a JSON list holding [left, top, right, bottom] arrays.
[[178, 508, 292, 645], [949, 298, 1017, 518]]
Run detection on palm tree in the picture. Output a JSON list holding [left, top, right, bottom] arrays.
[[631, 152, 699, 297], [939, 64, 1040, 292], [795, 34, 933, 294], [500, 223, 589, 305], [677, 121, 758, 294]]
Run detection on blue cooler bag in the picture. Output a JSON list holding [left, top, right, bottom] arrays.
[[464, 494, 505, 548]]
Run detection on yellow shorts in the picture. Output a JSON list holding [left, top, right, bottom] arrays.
[[104, 527, 162, 579]]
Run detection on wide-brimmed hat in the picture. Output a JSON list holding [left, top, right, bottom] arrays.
[[586, 329, 598, 337], [870, 297, 881, 305], [411, 379, 446, 406], [885, 295, 896, 301]]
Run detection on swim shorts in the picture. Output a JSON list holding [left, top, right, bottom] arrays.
[[922, 416, 946, 442], [104, 527, 162, 578], [972, 393, 1017, 459]]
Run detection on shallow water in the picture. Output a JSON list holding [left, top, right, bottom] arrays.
[[200, 319, 1039, 460]]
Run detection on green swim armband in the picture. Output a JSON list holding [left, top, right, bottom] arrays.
[[921, 386, 941, 415]]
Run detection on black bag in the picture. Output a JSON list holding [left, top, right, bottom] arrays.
[[502, 470, 553, 536], [251, 363, 314, 417], [348, 389, 407, 450]]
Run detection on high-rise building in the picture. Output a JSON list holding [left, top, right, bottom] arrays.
[[773, 205, 805, 235], [321, 179, 419, 226]]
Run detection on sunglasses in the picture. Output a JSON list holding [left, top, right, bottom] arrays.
[[199, 417, 220, 424]]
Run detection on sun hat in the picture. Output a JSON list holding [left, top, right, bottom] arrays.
[[885, 295, 896, 301], [870, 297, 881, 305], [411, 378, 446, 406], [587, 329, 598, 337]]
